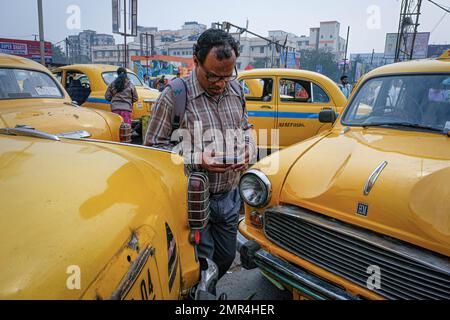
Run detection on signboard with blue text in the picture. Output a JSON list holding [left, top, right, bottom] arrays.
[[280, 52, 298, 69]]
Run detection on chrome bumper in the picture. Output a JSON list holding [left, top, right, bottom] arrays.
[[237, 226, 358, 300]]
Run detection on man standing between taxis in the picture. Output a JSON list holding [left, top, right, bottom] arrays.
[[144, 29, 256, 278], [338, 75, 353, 99]]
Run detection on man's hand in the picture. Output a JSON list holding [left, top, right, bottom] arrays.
[[201, 151, 234, 173], [230, 147, 250, 173]]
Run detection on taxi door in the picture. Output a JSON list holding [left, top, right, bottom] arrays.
[[239, 77, 277, 150], [276, 77, 336, 149]]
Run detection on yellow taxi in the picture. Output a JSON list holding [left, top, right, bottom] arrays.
[[0, 127, 218, 300], [237, 51, 450, 300], [238, 69, 347, 151], [53, 64, 159, 136], [0, 54, 124, 141]]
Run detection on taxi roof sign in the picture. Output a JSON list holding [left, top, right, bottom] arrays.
[[438, 49, 450, 60]]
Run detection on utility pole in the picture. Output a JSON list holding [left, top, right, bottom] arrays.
[[394, 0, 422, 62], [342, 26, 350, 76], [65, 38, 70, 65], [37, 0, 45, 65], [140, 32, 155, 76], [271, 36, 275, 68], [409, 0, 423, 60], [123, 0, 127, 68]]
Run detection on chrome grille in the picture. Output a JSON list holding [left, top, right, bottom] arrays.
[[264, 206, 450, 300]]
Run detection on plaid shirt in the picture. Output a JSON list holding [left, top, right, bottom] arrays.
[[144, 70, 256, 194]]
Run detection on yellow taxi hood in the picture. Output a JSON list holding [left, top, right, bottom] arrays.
[[0, 136, 187, 299], [136, 86, 159, 102], [280, 127, 450, 256], [0, 100, 112, 138]]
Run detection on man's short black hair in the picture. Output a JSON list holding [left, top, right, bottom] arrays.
[[193, 29, 240, 64], [340, 75, 348, 81]]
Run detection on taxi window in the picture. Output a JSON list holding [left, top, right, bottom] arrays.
[[343, 75, 450, 132], [65, 72, 91, 89], [53, 72, 62, 83], [102, 72, 143, 87], [0, 68, 63, 100], [312, 84, 330, 103], [239, 78, 273, 102], [279, 79, 312, 103]]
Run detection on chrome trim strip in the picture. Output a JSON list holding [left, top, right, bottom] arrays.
[[264, 206, 450, 276], [364, 161, 388, 196], [236, 228, 357, 300], [0, 127, 60, 141], [57, 130, 92, 139], [111, 246, 155, 300], [62, 137, 176, 154]]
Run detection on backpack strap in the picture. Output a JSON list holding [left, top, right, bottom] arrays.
[[168, 78, 188, 141], [229, 80, 246, 113]]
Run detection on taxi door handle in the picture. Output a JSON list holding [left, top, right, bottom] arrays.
[[260, 105, 273, 109]]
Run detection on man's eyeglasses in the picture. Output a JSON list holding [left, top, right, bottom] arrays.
[[199, 63, 238, 83]]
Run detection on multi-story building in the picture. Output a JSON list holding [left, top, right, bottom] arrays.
[[236, 21, 347, 70], [67, 30, 115, 63], [309, 21, 347, 60], [167, 41, 196, 58], [91, 43, 141, 68], [180, 21, 207, 37], [238, 32, 297, 70], [123, 22, 206, 59]]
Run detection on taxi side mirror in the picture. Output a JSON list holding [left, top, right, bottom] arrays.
[[319, 109, 337, 124]]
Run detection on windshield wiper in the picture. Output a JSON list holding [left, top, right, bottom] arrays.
[[363, 122, 445, 134]]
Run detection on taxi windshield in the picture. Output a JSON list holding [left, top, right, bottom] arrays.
[[0, 68, 64, 100], [342, 74, 450, 133], [102, 72, 143, 87]]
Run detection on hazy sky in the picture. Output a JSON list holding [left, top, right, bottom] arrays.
[[0, 0, 448, 54]]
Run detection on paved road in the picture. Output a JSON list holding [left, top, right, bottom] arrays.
[[217, 252, 292, 300]]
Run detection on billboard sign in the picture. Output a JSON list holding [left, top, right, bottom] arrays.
[[428, 45, 450, 58], [0, 38, 52, 64], [112, 0, 138, 36], [280, 52, 298, 69], [384, 32, 430, 60]]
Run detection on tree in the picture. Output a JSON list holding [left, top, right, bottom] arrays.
[[298, 49, 340, 82], [251, 57, 271, 69], [52, 44, 67, 64]]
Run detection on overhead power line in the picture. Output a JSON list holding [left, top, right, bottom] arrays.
[[428, 0, 450, 13]]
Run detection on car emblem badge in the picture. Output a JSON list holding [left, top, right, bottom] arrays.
[[364, 161, 388, 196], [357, 203, 369, 217]]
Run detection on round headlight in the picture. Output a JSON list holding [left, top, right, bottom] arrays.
[[239, 170, 272, 208]]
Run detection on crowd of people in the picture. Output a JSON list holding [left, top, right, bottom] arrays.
[[143, 72, 182, 92]]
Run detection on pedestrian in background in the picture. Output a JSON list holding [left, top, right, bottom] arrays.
[[338, 75, 352, 99], [158, 75, 166, 92], [105, 67, 138, 125], [143, 74, 151, 87]]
